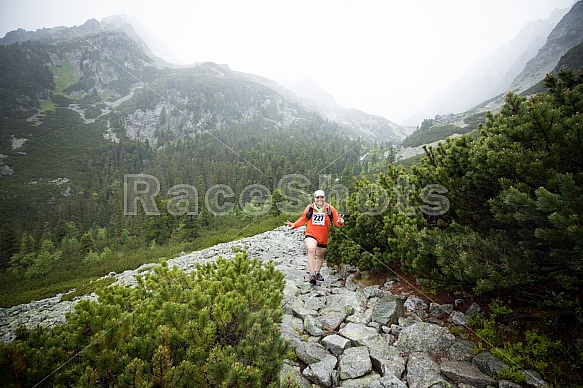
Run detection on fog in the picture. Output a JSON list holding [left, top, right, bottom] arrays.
[[0, 0, 575, 125]]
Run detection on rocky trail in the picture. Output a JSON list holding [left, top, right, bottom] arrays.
[[0, 226, 551, 387]]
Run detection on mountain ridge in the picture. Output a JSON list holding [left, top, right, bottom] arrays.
[[0, 15, 408, 143], [398, 0, 583, 156], [417, 5, 570, 122]]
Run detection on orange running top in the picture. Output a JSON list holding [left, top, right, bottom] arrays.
[[291, 202, 343, 245]]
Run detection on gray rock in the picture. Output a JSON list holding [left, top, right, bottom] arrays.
[[292, 306, 319, 320], [321, 334, 352, 356], [361, 333, 394, 373], [395, 322, 456, 355], [320, 289, 366, 315], [281, 314, 303, 340], [339, 322, 380, 347], [279, 362, 312, 388], [465, 302, 481, 317], [282, 295, 303, 315], [303, 294, 327, 310], [448, 340, 477, 362], [439, 303, 454, 315], [294, 341, 330, 365], [302, 354, 337, 387], [498, 379, 524, 388], [345, 309, 373, 324], [403, 296, 428, 312], [304, 314, 324, 336], [388, 324, 402, 336], [341, 371, 382, 387], [338, 346, 372, 379], [398, 316, 418, 327], [375, 347, 407, 379], [363, 285, 391, 299], [406, 352, 454, 388], [440, 360, 496, 387], [344, 274, 359, 291], [521, 369, 552, 388], [318, 311, 349, 332], [429, 303, 449, 318], [426, 317, 446, 326], [368, 373, 408, 387], [449, 310, 467, 326], [372, 296, 405, 326], [472, 351, 511, 376]]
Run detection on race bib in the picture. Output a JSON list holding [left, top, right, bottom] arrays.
[[312, 212, 326, 226]]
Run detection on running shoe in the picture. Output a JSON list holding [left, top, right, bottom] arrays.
[[309, 274, 317, 285], [315, 272, 325, 282]]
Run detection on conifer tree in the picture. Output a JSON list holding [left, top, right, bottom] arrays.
[[79, 233, 96, 257], [24, 239, 62, 278], [8, 232, 36, 273]]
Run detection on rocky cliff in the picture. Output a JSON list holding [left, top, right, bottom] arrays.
[[511, 0, 583, 94]]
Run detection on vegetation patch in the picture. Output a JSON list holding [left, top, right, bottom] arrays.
[[0, 253, 291, 387], [48, 55, 80, 96]]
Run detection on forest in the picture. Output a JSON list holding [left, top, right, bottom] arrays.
[[0, 39, 392, 306]]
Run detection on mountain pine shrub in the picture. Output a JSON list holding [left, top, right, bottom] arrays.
[[425, 69, 582, 295], [0, 252, 291, 387], [330, 69, 583, 298]]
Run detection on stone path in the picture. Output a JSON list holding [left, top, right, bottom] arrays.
[[0, 226, 550, 387]]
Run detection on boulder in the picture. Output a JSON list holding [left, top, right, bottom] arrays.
[[302, 354, 338, 387], [395, 322, 456, 355], [372, 295, 405, 326], [440, 360, 496, 387], [338, 346, 372, 380]]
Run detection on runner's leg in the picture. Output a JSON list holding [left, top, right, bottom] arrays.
[[304, 237, 318, 275], [314, 246, 326, 274]]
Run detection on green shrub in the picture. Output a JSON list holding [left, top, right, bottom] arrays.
[[0, 252, 291, 387], [492, 330, 568, 386], [471, 299, 583, 387]]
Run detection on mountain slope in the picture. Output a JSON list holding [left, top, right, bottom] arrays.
[[238, 74, 412, 143], [511, 0, 583, 93], [398, 0, 583, 155], [0, 19, 371, 228], [271, 76, 414, 142], [423, 6, 569, 118]]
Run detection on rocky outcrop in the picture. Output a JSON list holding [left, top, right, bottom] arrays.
[[0, 226, 550, 387], [0, 165, 14, 177], [511, 1, 583, 94]]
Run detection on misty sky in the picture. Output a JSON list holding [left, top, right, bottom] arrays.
[[0, 0, 575, 125]]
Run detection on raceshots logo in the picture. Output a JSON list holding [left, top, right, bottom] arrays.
[[124, 174, 450, 217]]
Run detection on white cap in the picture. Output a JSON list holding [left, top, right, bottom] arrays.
[[314, 189, 325, 197]]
